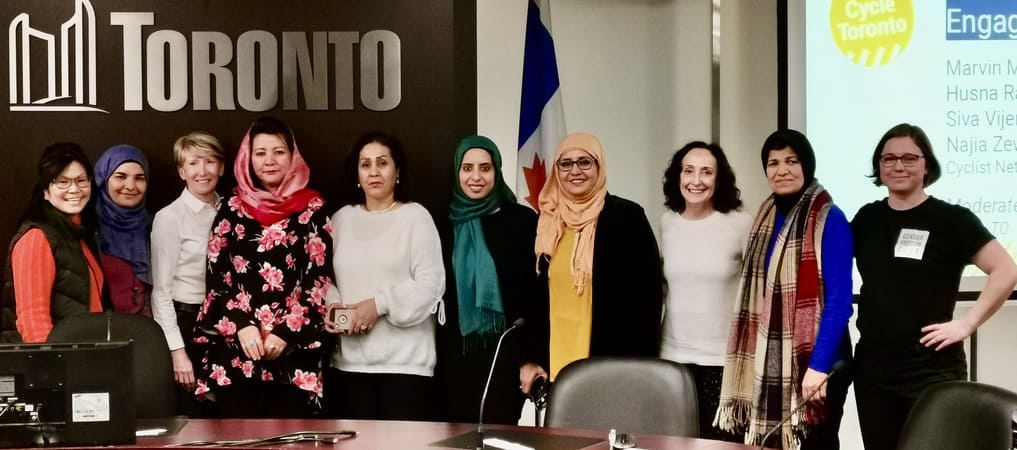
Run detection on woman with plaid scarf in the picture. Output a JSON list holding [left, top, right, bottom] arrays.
[[715, 129, 854, 449]]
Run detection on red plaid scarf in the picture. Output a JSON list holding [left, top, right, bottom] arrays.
[[715, 181, 832, 449]]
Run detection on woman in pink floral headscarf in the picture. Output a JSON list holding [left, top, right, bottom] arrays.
[[192, 116, 334, 418]]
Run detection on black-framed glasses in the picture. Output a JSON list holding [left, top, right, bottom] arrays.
[[51, 177, 91, 190], [879, 154, 923, 168], [556, 157, 596, 172]]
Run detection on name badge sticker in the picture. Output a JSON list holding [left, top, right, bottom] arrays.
[[894, 228, 930, 260], [71, 392, 111, 422]]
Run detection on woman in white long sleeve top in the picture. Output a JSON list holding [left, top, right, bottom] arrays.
[[325, 131, 445, 420], [659, 141, 750, 442], [150, 132, 224, 416]]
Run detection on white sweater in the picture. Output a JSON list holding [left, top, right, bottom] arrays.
[[659, 209, 752, 366], [329, 203, 446, 376]]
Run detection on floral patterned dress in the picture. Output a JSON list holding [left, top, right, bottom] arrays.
[[193, 191, 333, 405]]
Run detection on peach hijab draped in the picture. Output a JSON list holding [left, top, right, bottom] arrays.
[[534, 132, 608, 294]]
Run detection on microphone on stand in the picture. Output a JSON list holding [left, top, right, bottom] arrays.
[[758, 360, 847, 450], [476, 317, 526, 450], [104, 311, 114, 341]]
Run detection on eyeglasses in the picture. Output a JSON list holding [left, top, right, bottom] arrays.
[[51, 177, 91, 190], [879, 154, 923, 168], [556, 157, 596, 172]]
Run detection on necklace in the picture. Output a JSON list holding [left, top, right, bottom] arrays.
[[366, 200, 399, 214]]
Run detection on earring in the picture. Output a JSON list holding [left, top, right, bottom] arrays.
[[396, 177, 400, 184], [356, 183, 361, 189]]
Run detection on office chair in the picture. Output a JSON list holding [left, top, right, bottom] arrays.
[[48, 312, 176, 419], [544, 357, 699, 437], [897, 380, 1017, 450]]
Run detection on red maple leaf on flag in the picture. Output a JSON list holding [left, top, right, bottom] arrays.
[[523, 153, 548, 210]]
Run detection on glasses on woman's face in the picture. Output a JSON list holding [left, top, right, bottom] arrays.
[[51, 176, 91, 190], [879, 153, 923, 168], [556, 157, 596, 172]]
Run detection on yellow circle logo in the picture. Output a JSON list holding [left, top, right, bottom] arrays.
[[829, 0, 914, 66]]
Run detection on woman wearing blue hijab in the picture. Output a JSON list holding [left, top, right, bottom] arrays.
[[436, 136, 543, 424], [94, 144, 151, 315]]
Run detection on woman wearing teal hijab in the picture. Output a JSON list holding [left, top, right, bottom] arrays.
[[436, 135, 543, 424]]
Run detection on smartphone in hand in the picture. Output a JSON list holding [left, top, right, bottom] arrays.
[[325, 303, 356, 333]]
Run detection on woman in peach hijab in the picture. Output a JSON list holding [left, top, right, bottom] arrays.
[[518, 132, 664, 395]]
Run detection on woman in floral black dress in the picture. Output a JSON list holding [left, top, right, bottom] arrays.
[[193, 117, 334, 418]]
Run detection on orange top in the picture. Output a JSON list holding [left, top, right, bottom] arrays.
[[12, 228, 104, 342]]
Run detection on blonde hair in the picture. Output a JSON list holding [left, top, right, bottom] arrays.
[[173, 131, 224, 166]]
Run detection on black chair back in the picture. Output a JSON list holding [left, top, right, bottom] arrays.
[[545, 357, 698, 437], [898, 380, 1017, 450], [48, 312, 175, 419]]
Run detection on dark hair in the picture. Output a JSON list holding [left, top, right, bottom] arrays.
[[343, 131, 410, 206], [663, 141, 742, 213], [247, 116, 294, 191], [248, 116, 294, 150], [20, 142, 97, 225], [760, 129, 816, 186], [868, 123, 941, 187]]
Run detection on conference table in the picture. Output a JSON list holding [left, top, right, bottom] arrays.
[[134, 419, 766, 449]]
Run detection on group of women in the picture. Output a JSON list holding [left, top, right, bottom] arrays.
[[1, 118, 1014, 450], [0, 142, 153, 345], [662, 125, 1017, 450]]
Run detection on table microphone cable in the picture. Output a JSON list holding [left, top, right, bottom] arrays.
[[176, 430, 357, 447]]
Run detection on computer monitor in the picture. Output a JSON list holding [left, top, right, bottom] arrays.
[[0, 341, 136, 447]]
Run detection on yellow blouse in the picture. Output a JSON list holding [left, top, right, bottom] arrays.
[[548, 228, 593, 380]]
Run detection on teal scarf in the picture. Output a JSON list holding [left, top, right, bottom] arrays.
[[450, 136, 516, 352]]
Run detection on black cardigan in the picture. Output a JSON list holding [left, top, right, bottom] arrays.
[[435, 202, 543, 423], [522, 194, 664, 370]]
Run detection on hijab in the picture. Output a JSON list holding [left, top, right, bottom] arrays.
[[534, 132, 608, 294], [233, 122, 318, 226], [94, 144, 150, 284], [449, 136, 516, 351]]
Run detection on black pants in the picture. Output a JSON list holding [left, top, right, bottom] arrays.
[[798, 359, 853, 450], [685, 364, 744, 443], [214, 382, 315, 418], [323, 368, 435, 421], [173, 302, 212, 418], [435, 346, 525, 425], [853, 342, 966, 450]]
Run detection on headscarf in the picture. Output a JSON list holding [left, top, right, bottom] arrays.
[[233, 122, 318, 226], [449, 136, 516, 352], [534, 132, 608, 294], [94, 144, 151, 284]]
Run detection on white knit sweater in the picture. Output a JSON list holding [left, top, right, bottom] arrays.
[[329, 203, 446, 376], [659, 209, 752, 366]]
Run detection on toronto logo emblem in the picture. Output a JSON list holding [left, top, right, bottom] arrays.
[[8, 0, 107, 112], [8, 0, 402, 113]]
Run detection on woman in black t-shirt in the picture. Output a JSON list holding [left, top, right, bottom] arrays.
[[851, 123, 1017, 450]]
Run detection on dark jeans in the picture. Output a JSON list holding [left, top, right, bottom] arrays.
[[853, 342, 966, 450], [323, 368, 435, 421]]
